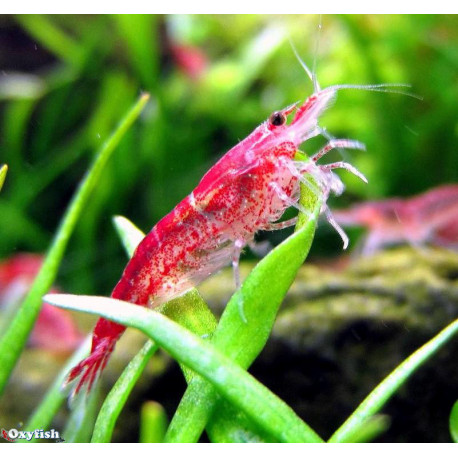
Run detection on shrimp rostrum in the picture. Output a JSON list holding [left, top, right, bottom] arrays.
[[66, 66, 406, 398]]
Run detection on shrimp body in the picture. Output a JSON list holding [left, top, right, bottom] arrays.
[[67, 86, 367, 395]]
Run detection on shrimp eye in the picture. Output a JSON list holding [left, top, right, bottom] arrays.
[[269, 111, 286, 127]]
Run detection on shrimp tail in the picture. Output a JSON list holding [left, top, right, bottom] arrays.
[[65, 320, 124, 400], [65, 337, 114, 399], [65, 239, 153, 401]]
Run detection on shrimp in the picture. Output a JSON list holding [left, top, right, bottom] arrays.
[[66, 61, 407, 397], [0, 254, 83, 353], [333, 184, 458, 255]]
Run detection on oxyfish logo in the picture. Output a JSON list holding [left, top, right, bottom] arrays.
[[1, 428, 64, 442], [1, 429, 15, 442]]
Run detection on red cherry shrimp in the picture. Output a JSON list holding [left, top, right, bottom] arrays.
[[65, 50, 412, 398]]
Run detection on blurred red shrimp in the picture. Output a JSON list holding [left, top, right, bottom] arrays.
[[170, 43, 208, 80], [333, 184, 458, 255], [0, 253, 83, 353]]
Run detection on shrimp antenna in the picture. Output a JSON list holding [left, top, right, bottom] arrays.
[[327, 83, 423, 100], [311, 14, 322, 93], [289, 38, 320, 93]]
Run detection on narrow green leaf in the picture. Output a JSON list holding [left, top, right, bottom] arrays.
[[450, 400, 458, 443], [0, 164, 7, 191], [2, 99, 35, 170], [161, 291, 219, 384], [161, 291, 218, 343], [337, 415, 390, 443], [15, 15, 85, 68], [166, 379, 218, 442], [206, 402, 278, 443], [44, 293, 323, 443], [329, 318, 458, 443], [91, 340, 158, 443], [0, 93, 150, 395], [140, 401, 168, 443], [112, 215, 145, 256], [63, 384, 101, 443], [113, 15, 159, 89]]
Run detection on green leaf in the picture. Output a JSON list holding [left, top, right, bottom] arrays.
[[0, 92, 150, 396], [329, 318, 458, 443], [140, 401, 168, 443], [112, 215, 145, 256], [0, 164, 7, 192], [337, 415, 390, 443], [63, 384, 101, 443], [44, 293, 322, 443], [450, 400, 458, 443], [15, 15, 85, 69], [113, 15, 159, 90], [206, 403, 278, 443]]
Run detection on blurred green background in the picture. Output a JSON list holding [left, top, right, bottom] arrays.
[[0, 14, 457, 295]]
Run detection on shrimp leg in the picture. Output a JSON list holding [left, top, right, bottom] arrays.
[[276, 164, 349, 248], [319, 161, 368, 183], [232, 238, 249, 323], [311, 139, 365, 162], [264, 217, 298, 231], [324, 206, 349, 249], [232, 239, 245, 290]]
